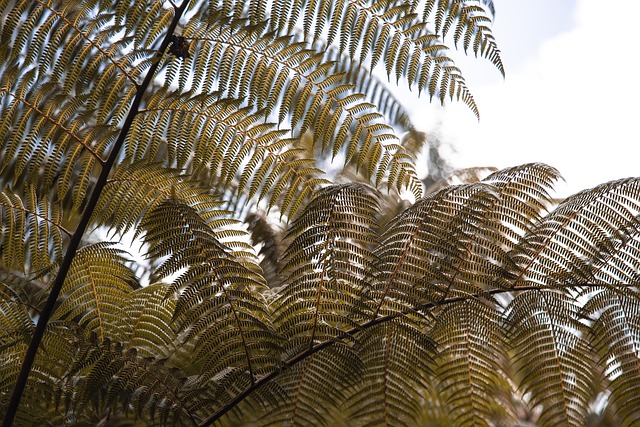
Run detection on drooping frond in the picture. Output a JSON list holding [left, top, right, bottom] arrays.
[[511, 178, 640, 288], [52, 242, 137, 341], [141, 200, 279, 386], [269, 0, 496, 117], [0, 79, 112, 210], [272, 184, 379, 355], [234, 184, 381, 425], [1, 0, 495, 227], [500, 177, 640, 426], [506, 290, 594, 426], [0, 0, 169, 209], [329, 45, 417, 132], [582, 286, 640, 425], [432, 298, 511, 426], [128, 89, 330, 218], [164, 16, 424, 199], [427, 0, 504, 76], [343, 316, 436, 426], [0, 186, 67, 273]]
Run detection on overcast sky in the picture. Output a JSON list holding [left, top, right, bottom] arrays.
[[411, 0, 640, 197]]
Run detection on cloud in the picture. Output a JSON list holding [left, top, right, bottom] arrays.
[[416, 0, 640, 197]]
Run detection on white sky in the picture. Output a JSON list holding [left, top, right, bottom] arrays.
[[410, 0, 640, 198]]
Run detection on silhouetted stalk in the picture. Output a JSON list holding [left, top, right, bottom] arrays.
[[2, 2, 191, 425]]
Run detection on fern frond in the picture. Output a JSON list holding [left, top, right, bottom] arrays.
[[141, 200, 279, 384], [52, 242, 136, 341], [372, 182, 503, 317], [93, 161, 233, 237], [582, 287, 640, 425], [27, 0, 139, 82], [0, 82, 110, 208], [456, 3, 504, 76], [60, 332, 197, 425], [272, 184, 379, 355], [0, 0, 160, 123], [331, 90, 425, 196], [344, 317, 436, 426], [0, 0, 179, 213], [511, 178, 640, 287], [260, 343, 364, 426], [337, 55, 415, 131], [434, 163, 560, 296], [0, 187, 67, 273], [1, 321, 84, 425], [0, 283, 33, 352], [130, 91, 329, 219], [433, 298, 509, 426], [481, 163, 561, 246], [506, 290, 594, 426], [174, 17, 424, 197], [427, 0, 504, 76], [271, 0, 485, 118], [120, 283, 178, 359]]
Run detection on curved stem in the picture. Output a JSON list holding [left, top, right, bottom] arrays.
[[2, 2, 192, 425]]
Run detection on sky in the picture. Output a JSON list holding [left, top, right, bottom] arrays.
[[411, 0, 640, 198]]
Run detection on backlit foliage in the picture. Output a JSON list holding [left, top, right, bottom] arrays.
[[1, 1, 639, 426]]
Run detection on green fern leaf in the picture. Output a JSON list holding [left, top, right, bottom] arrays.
[[433, 299, 508, 426], [120, 283, 178, 359], [506, 290, 594, 426], [582, 287, 640, 425], [141, 200, 279, 384], [0, 187, 67, 273], [52, 243, 136, 341], [273, 184, 379, 355]]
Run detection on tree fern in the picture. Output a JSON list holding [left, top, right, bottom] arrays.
[[3, 1, 640, 426]]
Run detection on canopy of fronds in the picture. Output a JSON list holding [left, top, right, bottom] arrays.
[[1, 1, 639, 427]]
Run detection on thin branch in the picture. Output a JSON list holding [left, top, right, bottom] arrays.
[[2, 2, 194, 425]]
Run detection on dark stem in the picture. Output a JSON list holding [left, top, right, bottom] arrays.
[[2, 2, 191, 425], [198, 282, 617, 426]]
